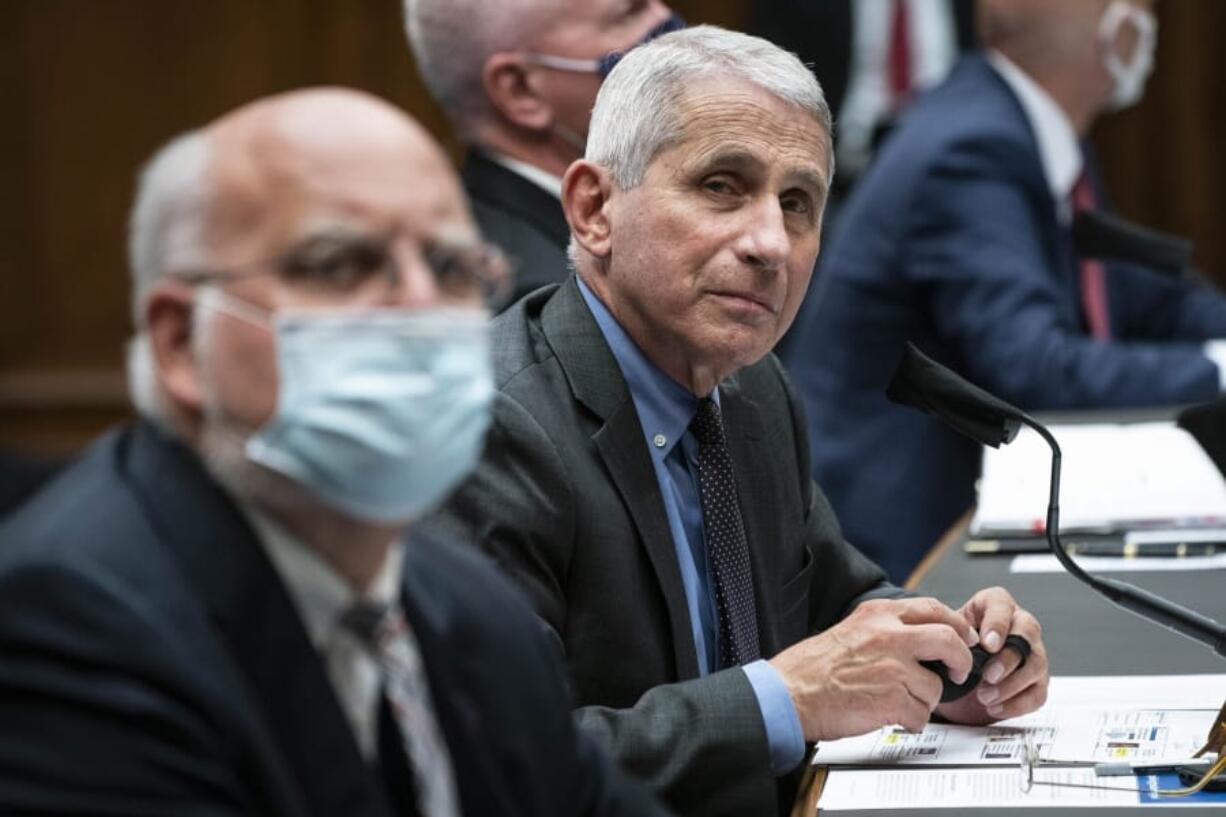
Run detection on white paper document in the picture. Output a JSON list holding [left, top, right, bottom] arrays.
[[1044, 674, 1226, 710], [812, 708, 1216, 767], [972, 422, 1226, 536], [816, 767, 1219, 810], [810, 675, 1226, 810], [1010, 552, 1226, 573]]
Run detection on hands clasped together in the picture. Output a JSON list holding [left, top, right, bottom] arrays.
[[770, 587, 1048, 741]]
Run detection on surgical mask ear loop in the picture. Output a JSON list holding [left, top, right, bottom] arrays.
[[1098, 0, 1157, 111], [193, 286, 274, 330]]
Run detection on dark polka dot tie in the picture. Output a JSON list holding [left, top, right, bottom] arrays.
[[689, 397, 761, 668]]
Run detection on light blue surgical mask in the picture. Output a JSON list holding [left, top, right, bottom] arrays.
[[523, 13, 687, 78], [200, 290, 494, 524]]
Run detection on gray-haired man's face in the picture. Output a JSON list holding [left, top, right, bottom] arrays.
[[596, 78, 830, 392]]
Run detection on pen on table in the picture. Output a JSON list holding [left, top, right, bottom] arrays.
[[1094, 758, 1216, 777], [965, 539, 1223, 557]]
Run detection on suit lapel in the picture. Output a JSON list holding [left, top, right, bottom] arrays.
[[125, 423, 391, 817], [397, 563, 516, 816], [717, 376, 784, 657], [541, 279, 701, 678]]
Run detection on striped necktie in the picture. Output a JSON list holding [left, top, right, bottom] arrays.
[[341, 603, 461, 817]]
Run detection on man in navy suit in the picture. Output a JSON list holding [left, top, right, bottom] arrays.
[[785, 0, 1226, 582], [0, 88, 665, 817]]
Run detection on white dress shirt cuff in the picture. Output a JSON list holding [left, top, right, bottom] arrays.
[[1203, 340, 1226, 391]]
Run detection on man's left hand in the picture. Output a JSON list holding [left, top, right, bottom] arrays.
[[934, 586, 1049, 725]]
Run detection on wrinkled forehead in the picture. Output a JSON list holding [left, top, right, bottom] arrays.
[[202, 104, 473, 261], [660, 78, 831, 188]]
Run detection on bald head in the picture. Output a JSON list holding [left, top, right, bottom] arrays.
[[199, 87, 468, 270], [979, 0, 1156, 132], [980, 0, 1111, 61]]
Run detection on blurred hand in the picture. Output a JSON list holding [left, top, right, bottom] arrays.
[[935, 586, 1049, 725], [769, 597, 978, 740]]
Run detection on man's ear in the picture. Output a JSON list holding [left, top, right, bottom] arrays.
[[144, 281, 206, 418], [482, 52, 553, 131], [562, 160, 615, 261]]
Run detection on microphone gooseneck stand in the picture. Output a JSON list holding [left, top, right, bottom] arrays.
[[887, 342, 1226, 795]]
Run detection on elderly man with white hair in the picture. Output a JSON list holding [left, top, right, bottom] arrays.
[[0, 87, 669, 817], [429, 25, 1052, 817], [403, 0, 681, 308]]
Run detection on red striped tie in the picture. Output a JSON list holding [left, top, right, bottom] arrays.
[[1072, 175, 1111, 340]]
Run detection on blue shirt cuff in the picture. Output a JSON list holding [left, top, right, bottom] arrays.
[[742, 659, 805, 775]]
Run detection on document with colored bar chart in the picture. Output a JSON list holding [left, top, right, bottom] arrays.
[[809, 674, 1226, 809], [812, 708, 1214, 768]]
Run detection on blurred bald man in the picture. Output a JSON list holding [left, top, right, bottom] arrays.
[[404, 0, 681, 308], [787, 0, 1226, 582], [0, 88, 667, 817]]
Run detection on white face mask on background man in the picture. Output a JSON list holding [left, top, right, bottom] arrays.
[[1099, 0, 1157, 111], [199, 288, 494, 524]]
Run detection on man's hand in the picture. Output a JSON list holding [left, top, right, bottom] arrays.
[[935, 586, 1049, 725], [769, 597, 979, 740]]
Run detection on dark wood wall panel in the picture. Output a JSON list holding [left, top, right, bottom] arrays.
[[0, 0, 1218, 458], [1092, 1, 1226, 282]]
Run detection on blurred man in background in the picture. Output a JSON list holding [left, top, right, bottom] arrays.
[[785, 0, 1226, 582], [403, 0, 680, 308]]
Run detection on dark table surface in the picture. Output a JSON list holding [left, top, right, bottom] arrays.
[[816, 524, 1226, 816]]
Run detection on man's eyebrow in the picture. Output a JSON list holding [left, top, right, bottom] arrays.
[[790, 166, 830, 199], [694, 148, 762, 172], [694, 148, 829, 197]]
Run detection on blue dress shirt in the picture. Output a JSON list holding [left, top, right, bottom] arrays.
[[576, 277, 805, 775]]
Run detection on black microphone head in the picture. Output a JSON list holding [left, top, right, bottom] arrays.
[[1072, 210, 1192, 277], [1177, 396, 1226, 484], [887, 343, 1024, 448]]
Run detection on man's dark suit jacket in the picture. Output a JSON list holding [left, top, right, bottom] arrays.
[[463, 149, 570, 310], [783, 53, 1226, 583], [0, 421, 665, 817], [427, 278, 898, 817]]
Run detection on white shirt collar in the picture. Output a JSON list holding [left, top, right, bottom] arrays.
[[487, 151, 564, 200], [244, 506, 404, 651], [987, 50, 1083, 208]]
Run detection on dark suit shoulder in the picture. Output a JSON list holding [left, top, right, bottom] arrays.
[[0, 434, 249, 813], [882, 54, 1043, 179], [487, 283, 564, 388], [462, 152, 571, 306], [0, 428, 185, 597]]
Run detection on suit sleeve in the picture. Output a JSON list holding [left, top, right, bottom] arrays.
[[0, 561, 247, 817], [1108, 262, 1226, 343], [424, 392, 780, 815], [910, 144, 1221, 410]]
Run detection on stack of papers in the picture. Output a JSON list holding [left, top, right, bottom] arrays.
[[810, 674, 1226, 811], [972, 422, 1226, 536]]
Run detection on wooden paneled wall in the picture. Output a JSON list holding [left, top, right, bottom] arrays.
[[0, 0, 1219, 458]]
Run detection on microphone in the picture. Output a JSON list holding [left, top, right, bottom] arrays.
[[1072, 210, 1192, 278], [888, 342, 1226, 658]]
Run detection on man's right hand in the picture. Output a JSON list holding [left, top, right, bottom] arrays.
[[768, 597, 979, 740]]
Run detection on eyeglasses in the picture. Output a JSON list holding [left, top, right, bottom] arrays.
[[176, 228, 512, 307]]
